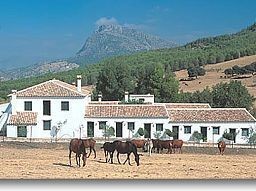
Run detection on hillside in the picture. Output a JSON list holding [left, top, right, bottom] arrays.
[[175, 55, 256, 105], [70, 24, 176, 65]]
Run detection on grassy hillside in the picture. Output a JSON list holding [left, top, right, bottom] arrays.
[[1, 23, 256, 101]]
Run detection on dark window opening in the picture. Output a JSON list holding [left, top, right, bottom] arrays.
[[24, 101, 32, 111], [156, 124, 163, 131], [61, 101, 69, 111], [184, 126, 191, 134], [128, 122, 135, 131], [43, 120, 51, 130], [99, 121, 106, 130], [43, 101, 51, 115]]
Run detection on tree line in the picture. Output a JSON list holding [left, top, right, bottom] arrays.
[[224, 62, 256, 76]]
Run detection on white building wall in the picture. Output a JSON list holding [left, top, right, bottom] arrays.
[[129, 94, 154, 104], [7, 125, 17, 137], [83, 117, 169, 139], [7, 96, 88, 139], [168, 122, 256, 144]]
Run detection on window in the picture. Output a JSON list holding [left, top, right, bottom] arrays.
[[128, 122, 135, 131], [184, 126, 191, 134], [213, 127, 220, 135], [17, 126, 27, 137], [99, 121, 106, 130], [61, 101, 69, 111], [43, 101, 51, 115], [156, 124, 163, 131], [242, 128, 249, 136], [43, 120, 51, 130], [24, 101, 32, 111]]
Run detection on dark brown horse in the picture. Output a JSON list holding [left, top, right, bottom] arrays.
[[151, 139, 160, 153], [115, 141, 141, 166], [101, 141, 117, 163], [69, 138, 87, 167], [170, 139, 183, 154], [81, 138, 96, 158], [218, 141, 226, 155]]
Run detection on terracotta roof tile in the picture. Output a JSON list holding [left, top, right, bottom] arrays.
[[8, 112, 38, 125], [85, 105, 168, 118], [89, 101, 120, 105], [167, 108, 255, 122], [165, 103, 211, 109], [16, 80, 86, 97]]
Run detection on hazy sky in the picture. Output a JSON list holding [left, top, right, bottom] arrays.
[[0, 0, 256, 70]]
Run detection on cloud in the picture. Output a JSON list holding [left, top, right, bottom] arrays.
[[95, 17, 119, 26]]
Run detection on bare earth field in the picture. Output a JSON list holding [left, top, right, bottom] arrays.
[[1, 142, 256, 179]]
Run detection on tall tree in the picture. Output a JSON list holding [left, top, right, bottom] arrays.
[[211, 81, 253, 110]]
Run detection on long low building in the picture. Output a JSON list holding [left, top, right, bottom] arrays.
[[1, 76, 255, 144]]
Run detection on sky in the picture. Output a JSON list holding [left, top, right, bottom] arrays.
[[0, 0, 256, 70]]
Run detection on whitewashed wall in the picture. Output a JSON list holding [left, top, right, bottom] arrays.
[[83, 117, 169, 139], [7, 96, 89, 138], [168, 122, 256, 144]]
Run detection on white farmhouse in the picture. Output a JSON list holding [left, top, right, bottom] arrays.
[[2, 76, 256, 144], [6, 76, 91, 139]]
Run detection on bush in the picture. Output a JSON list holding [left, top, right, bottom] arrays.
[[137, 128, 144, 136], [222, 131, 235, 141], [164, 129, 176, 137], [191, 131, 203, 143], [102, 125, 115, 140]]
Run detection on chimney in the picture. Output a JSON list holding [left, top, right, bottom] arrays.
[[11, 90, 17, 115], [125, 91, 129, 102], [98, 93, 102, 102], [77, 75, 82, 92]]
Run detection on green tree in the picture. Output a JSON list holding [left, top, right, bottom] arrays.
[[212, 81, 253, 110], [95, 62, 134, 100]]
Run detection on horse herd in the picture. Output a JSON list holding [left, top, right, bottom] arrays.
[[68, 138, 226, 167]]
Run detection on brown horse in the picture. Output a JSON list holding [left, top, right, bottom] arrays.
[[218, 141, 226, 155], [115, 141, 141, 166], [81, 138, 96, 158], [170, 139, 183, 154], [131, 139, 147, 151], [69, 138, 87, 167], [154, 139, 172, 154], [101, 141, 117, 163]]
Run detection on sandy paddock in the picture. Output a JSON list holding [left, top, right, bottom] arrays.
[[1, 142, 256, 179]]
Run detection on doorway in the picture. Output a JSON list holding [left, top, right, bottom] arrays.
[[144, 123, 151, 138], [172, 126, 179, 139], [116, 122, 123, 137], [200, 127, 207, 142], [87, 122, 94, 137], [229, 128, 236, 143]]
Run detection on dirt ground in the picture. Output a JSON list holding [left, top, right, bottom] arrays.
[[1, 141, 256, 179]]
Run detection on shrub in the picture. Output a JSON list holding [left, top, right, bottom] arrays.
[[137, 128, 144, 136], [191, 131, 203, 143]]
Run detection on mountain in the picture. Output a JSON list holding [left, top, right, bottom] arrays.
[[71, 24, 176, 65], [0, 24, 175, 81], [3, 61, 79, 80]]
